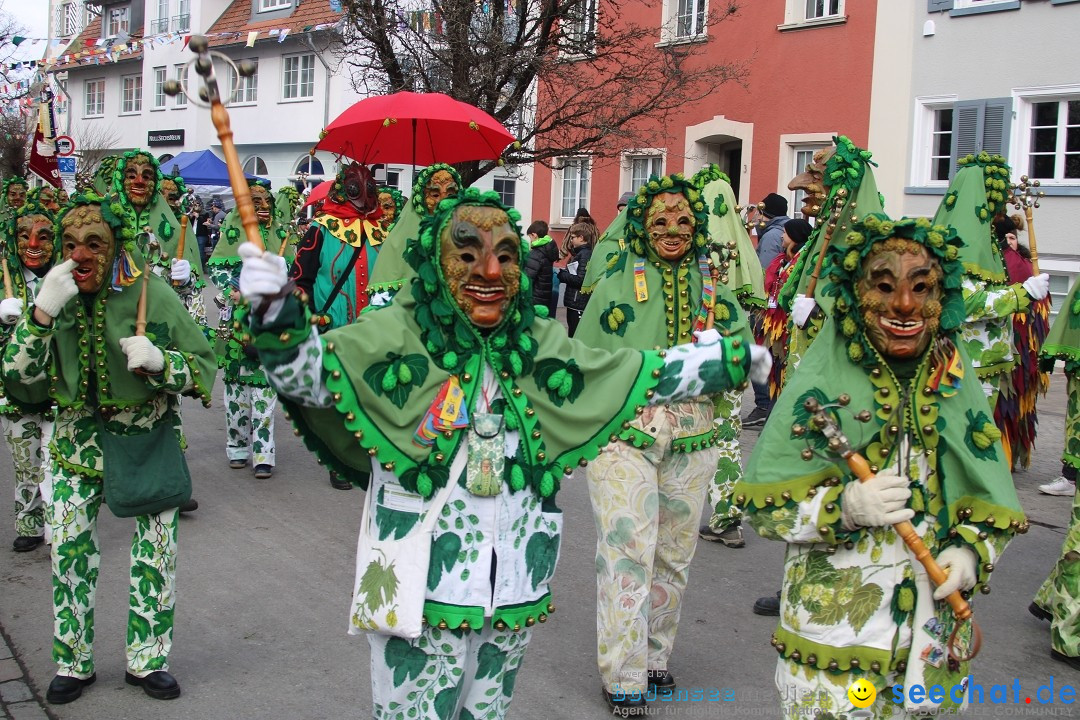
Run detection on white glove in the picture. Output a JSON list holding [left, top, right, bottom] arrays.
[[932, 546, 978, 600], [0, 297, 23, 325], [749, 344, 772, 386], [1022, 273, 1050, 301], [238, 241, 288, 305], [33, 258, 79, 320], [170, 258, 192, 286], [692, 328, 721, 346], [792, 296, 817, 329], [840, 474, 914, 531], [118, 335, 165, 373]]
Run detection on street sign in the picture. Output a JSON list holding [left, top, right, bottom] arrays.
[[55, 135, 75, 157], [57, 157, 76, 175]]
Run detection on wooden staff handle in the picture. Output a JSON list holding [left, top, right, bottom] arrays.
[[803, 219, 836, 299], [1024, 205, 1039, 275], [704, 263, 721, 331], [211, 101, 264, 252], [172, 214, 189, 287], [136, 261, 150, 336], [2, 257, 12, 300]]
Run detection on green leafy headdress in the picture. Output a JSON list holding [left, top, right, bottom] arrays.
[[5, 197, 55, 273], [378, 185, 406, 225], [275, 184, 300, 223], [622, 172, 709, 258], [1, 176, 27, 210], [931, 151, 1010, 283], [402, 187, 537, 379], [824, 214, 966, 368], [91, 155, 120, 195], [55, 190, 144, 292], [409, 164, 462, 215], [160, 173, 189, 213]]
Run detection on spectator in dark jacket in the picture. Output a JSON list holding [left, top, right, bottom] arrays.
[[558, 221, 597, 337], [524, 220, 559, 317], [755, 192, 790, 270]]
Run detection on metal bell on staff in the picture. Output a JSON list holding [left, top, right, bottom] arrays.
[[1010, 175, 1045, 275]]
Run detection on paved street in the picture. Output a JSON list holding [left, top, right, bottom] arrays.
[[0, 366, 1076, 719]]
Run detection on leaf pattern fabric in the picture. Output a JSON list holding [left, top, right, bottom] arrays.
[[370, 624, 531, 720], [2, 414, 51, 536], [1033, 373, 1080, 658], [959, 276, 1027, 396], [705, 389, 743, 532], [49, 462, 178, 678], [224, 382, 277, 466], [586, 400, 718, 693]]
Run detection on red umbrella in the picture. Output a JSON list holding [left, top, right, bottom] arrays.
[[301, 179, 333, 209], [315, 91, 515, 166]]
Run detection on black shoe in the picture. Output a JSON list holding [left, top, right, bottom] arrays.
[[647, 669, 676, 693], [742, 407, 771, 428], [12, 535, 45, 552], [126, 670, 181, 700], [602, 687, 647, 715], [698, 523, 745, 548], [46, 673, 96, 704], [330, 473, 352, 490], [753, 591, 781, 616], [1030, 602, 1053, 622], [254, 464, 273, 479], [1051, 650, 1080, 671], [229, 459, 248, 469], [178, 498, 199, 514]]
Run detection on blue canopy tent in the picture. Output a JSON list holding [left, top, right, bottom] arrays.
[[161, 150, 267, 186]]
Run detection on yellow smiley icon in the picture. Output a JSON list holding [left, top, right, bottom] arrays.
[[848, 678, 877, 708]]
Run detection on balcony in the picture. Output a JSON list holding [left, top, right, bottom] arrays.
[[172, 14, 191, 32], [150, 17, 169, 34]]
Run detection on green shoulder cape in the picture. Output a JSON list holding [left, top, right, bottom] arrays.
[[1043, 273, 1080, 369], [279, 300, 663, 498], [737, 321, 1024, 536], [582, 209, 628, 293], [367, 202, 422, 295], [701, 177, 764, 307], [209, 208, 295, 267], [575, 249, 751, 352]]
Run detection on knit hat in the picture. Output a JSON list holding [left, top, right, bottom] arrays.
[[760, 192, 788, 218], [616, 191, 634, 209], [783, 218, 813, 246]]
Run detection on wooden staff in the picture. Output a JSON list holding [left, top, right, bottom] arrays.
[[802, 206, 842, 299], [1, 256, 12, 300], [166, 37, 263, 252], [1012, 175, 1044, 275], [136, 261, 150, 336], [172, 214, 189, 286], [799, 396, 982, 662]]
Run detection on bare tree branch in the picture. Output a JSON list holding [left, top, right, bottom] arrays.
[[333, 0, 748, 185], [72, 122, 120, 191]]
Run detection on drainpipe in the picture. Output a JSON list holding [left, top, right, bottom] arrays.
[[303, 33, 333, 130]]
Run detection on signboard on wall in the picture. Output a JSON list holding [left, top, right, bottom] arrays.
[[148, 129, 185, 146]]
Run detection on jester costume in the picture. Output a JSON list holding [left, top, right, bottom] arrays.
[[575, 173, 755, 700], [105, 150, 207, 326], [1, 193, 216, 696], [209, 181, 294, 473], [692, 166, 765, 544], [242, 189, 751, 720], [0, 199, 56, 550], [735, 215, 1025, 719], [778, 137, 885, 378], [760, 249, 801, 397], [1031, 273, 1080, 667], [289, 164, 386, 329], [368, 164, 461, 303]]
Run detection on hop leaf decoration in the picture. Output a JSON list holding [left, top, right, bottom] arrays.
[[363, 352, 429, 409], [533, 358, 584, 407], [600, 301, 635, 336], [965, 409, 1001, 460], [605, 250, 628, 278], [357, 553, 399, 613]]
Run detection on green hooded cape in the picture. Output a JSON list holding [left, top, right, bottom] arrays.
[[692, 165, 765, 307], [5, 193, 216, 412], [275, 188, 664, 500], [575, 172, 753, 353], [931, 153, 1010, 284], [209, 187, 295, 265], [1043, 274, 1080, 371], [581, 208, 628, 294], [367, 164, 461, 296], [737, 215, 1023, 543]]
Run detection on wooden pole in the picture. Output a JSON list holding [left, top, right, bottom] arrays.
[[136, 261, 150, 336], [1, 257, 12, 300], [173, 214, 189, 286], [1024, 205, 1039, 275]]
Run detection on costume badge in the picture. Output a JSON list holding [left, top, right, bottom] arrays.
[[466, 413, 504, 497]]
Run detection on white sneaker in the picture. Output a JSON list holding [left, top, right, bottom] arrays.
[[1039, 476, 1076, 496]]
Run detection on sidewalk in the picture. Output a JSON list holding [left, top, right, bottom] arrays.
[[0, 625, 50, 720]]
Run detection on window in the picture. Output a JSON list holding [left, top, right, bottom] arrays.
[[174, 65, 188, 107], [805, 0, 841, 19], [928, 108, 954, 182], [1025, 99, 1080, 182], [244, 156, 268, 176], [259, 0, 291, 11], [106, 6, 130, 37], [559, 158, 590, 220], [791, 146, 826, 212], [152, 0, 169, 33], [121, 74, 142, 114], [952, 0, 1015, 10], [84, 78, 105, 117], [663, 0, 706, 41], [153, 67, 167, 109], [493, 177, 516, 208], [295, 157, 325, 176], [282, 55, 315, 101], [56, 1, 80, 36], [175, 0, 191, 32], [630, 156, 663, 191], [227, 59, 259, 104], [1049, 273, 1076, 323], [386, 170, 401, 188], [564, 0, 597, 50]]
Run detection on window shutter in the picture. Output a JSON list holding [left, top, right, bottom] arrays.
[[950, 100, 983, 177], [928, 0, 954, 10], [982, 98, 1012, 156]]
